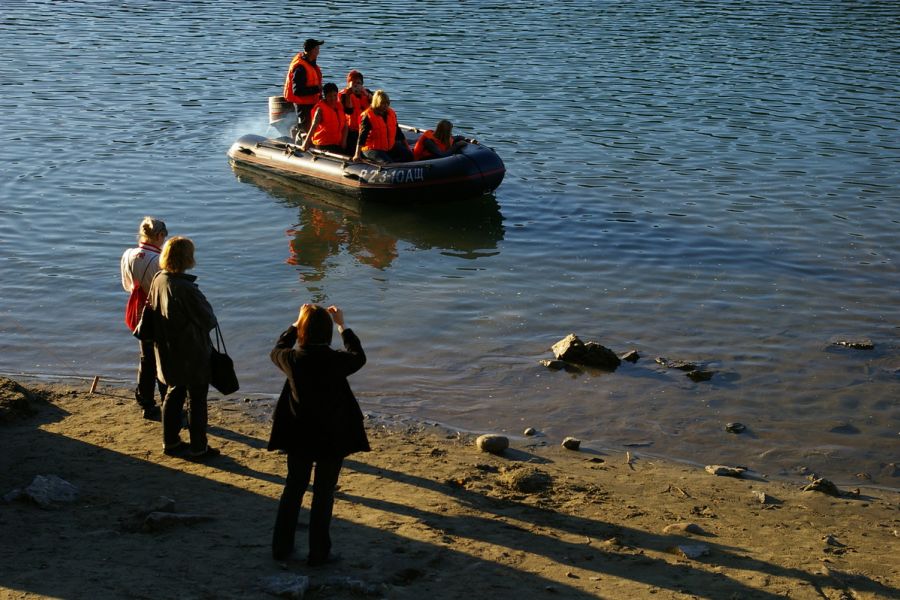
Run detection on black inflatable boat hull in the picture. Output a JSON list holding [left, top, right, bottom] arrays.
[[227, 133, 505, 202]]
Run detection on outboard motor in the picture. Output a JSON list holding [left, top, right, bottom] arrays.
[[268, 96, 295, 139]]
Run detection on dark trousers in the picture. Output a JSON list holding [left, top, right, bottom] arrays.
[[291, 103, 315, 141], [162, 383, 208, 452], [272, 453, 343, 561], [135, 339, 167, 408]]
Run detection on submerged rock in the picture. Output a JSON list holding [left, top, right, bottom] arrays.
[[831, 338, 874, 350], [655, 357, 698, 371], [686, 369, 715, 382], [725, 422, 746, 434], [552, 334, 621, 370]]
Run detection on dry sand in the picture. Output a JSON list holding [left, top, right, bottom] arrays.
[[1, 376, 898, 599]]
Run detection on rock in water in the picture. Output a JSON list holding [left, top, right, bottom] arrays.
[[476, 434, 509, 455], [725, 422, 746, 434], [561, 437, 581, 451], [552, 334, 621, 370]]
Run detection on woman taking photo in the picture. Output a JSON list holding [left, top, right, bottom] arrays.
[[120, 216, 168, 420], [268, 303, 369, 565], [148, 236, 219, 460]]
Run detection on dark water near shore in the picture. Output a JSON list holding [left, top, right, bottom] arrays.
[[1, 1, 898, 485]]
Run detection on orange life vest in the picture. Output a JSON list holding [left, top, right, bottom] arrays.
[[283, 54, 322, 105], [361, 107, 397, 152], [412, 130, 451, 161], [339, 89, 371, 132], [309, 100, 346, 147]]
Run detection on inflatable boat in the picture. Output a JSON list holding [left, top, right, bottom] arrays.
[[227, 126, 505, 203]]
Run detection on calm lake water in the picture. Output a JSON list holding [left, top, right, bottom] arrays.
[[1, 1, 898, 486]]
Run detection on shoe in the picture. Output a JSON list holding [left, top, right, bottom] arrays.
[[307, 552, 342, 567], [142, 405, 161, 421], [187, 445, 221, 461], [162, 440, 188, 456]]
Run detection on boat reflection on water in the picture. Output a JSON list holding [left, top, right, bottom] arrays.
[[230, 164, 505, 283]]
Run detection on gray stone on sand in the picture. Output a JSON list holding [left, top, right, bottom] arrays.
[[523, 427, 537, 436], [23, 474, 79, 509], [476, 434, 509, 455], [561, 437, 581, 451], [260, 573, 310, 599]]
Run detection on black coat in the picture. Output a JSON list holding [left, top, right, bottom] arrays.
[[267, 326, 370, 458]]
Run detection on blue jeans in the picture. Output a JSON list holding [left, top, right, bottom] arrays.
[[272, 453, 343, 561]]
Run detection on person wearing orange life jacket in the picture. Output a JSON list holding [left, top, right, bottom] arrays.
[[412, 119, 469, 161], [300, 83, 348, 154], [283, 38, 324, 138], [352, 90, 414, 164], [338, 70, 372, 153]]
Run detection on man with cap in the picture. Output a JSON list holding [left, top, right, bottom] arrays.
[[283, 38, 324, 140]]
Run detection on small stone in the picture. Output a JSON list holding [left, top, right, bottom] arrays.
[[476, 434, 509, 455], [562, 437, 581, 451], [540, 359, 567, 370], [142, 512, 214, 532], [620, 350, 640, 363], [802, 477, 841, 496], [822, 534, 845, 547], [752, 490, 772, 504], [705, 465, 746, 478], [523, 427, 537, 436], [670, 543, 710, 559], [663, 522, 703, 535], [725, 422, 746, 434]]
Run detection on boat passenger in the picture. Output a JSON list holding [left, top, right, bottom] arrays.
[[283, 38, 324, 139], [300, 82, 348, 155], [339, 70, 372, 153], [412, 119, 468, 161], [353, 90, 414, 164]]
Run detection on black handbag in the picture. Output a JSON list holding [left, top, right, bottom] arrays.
[[210, 324, 239, 395], [132, 304, 156, 341]]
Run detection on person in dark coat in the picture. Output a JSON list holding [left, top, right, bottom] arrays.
[[148, 236, 220, 460], [268, 303, 369, 565]]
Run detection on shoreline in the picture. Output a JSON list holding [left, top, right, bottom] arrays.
[[2, 376, 899, 599], [4, 370, 896, 494]]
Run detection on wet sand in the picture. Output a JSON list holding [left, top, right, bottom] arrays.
[[1, 377, 898, 599]]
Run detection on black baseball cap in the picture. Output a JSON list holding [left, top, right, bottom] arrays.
[[304, 38, 324, 52]]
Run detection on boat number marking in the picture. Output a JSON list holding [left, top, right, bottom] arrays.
[[359, 167, 425, 184]]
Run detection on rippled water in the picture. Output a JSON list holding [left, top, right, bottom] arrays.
[[1, 1, 898, 485]]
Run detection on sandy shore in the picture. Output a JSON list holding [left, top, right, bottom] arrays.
[[1, 377, 898, 599]]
